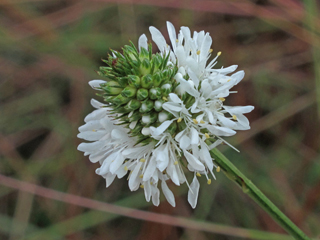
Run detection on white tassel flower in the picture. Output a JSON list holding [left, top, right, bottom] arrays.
[[78, 22, 254, 208]]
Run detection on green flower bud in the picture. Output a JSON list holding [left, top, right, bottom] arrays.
[[113, 94, 131, 105], [128, 111, 141, 122], [161, 83, 172, 97], [139, 100, 154, 113], [122, 86, 137, 98], [125, 99, 141, 111], [137, 88, 149, 101], [140, 58, 151, 75], [118, 77, 129, 87], [154, 99, 164, 112], [123, 45, 138, 61], [152, 72, 163, 87], [102, 86, 123, 96], [141, 74, 153, 89], [149, 87, 162, 100], [151, 54, 162, 72], [128, 75, 141, 88], [141, 112, 158, 126], [139, 47, 149, 60]]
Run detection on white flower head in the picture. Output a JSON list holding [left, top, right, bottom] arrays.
[[78, 22, 254, 208]]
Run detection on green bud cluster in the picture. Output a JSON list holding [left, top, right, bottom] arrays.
[[97, 42, 178, 144]]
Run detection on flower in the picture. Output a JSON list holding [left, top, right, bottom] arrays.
[[78, 22, 254, 208]]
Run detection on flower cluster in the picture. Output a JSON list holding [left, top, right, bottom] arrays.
[[78, 22, 254, 208]]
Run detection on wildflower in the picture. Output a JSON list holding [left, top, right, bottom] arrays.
[[78, 22, 254, 208]]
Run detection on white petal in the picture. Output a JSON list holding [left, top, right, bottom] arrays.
[[161, 180, 176, 207], [183, 150, 205, 171], [89, 80, 106, 89], [180, 135, 191, 149], [188, 175, 200, 209], [199, 142, 213, 170], [143, 157, 157, 181], [91, 99, 105, 108], [166, 21, 177, 51], [84, 109, 106, 122], [151, 184, 160, 206], [190, 127, 199, 145], [105, 173, 116, 188], [78, 120, 101, 132], [144, 181, 152, 202], [156, 145, 169, 171], [162, 103, 182, 113], [150, 120, 174, 136], [187, 69, 199, 88], [168, 93, 182, 103], [231, 70, 245, 85], [109, 153, 125, 174], [77, 141, 104, 153], [128, 162, 143, 191], [206, 125, 236, 136], [199, 33, 212, 63], [224, 105, 254, 114], [149, 26, 167, 52], [77, 130, 106, 141], [138, 34, 148, 51]]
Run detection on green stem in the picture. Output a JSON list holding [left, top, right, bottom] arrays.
[[209, 147, 311, 240]]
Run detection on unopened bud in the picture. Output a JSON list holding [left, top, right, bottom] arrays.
[[137, 88, 149, 101], [113, 94, 130, 105], [141, 112, 158, 125], [102, 86, 123, 96], [149, 87, 162, 100], [158, 111, 171, 122], [128, 75, 141, 88], [161, 83, 172, 97], [121, 86, 137, 98], [139, 100, 154, 113], [152, 72, 163, 87], [141, 74, 153, 89], [140, 59, 151, 75], [154, 99, 164, 112], [125, 99, 141, 111]]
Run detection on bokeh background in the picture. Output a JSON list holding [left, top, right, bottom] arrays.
[[1, 0, 320, 239]]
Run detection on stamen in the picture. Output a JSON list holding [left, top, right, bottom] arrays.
[[139, 174, 143, 178], [193, 119, 199, 124], [205, 133, 210, 139], [140, 158, 146, 162], [209, 49, 213, 53], [200, 120, 205, 124], [92, 129, 97, 132], [216, 166, 221, 172], [196, 50, 201, 55], [124, 166, 128, 171], [140, 184, 144, 188], [232, 115, 237, 120], [177, 118, 182, 123], [196, 172, 201, 177], [219, 97, 225, 102], [227, 79, 231, 82], [162, 96, 168, 101], [174, 161, 178, 165], [176, 39, 179, 42], [207, 179, 212, 185], [217, 51, 222, 56]]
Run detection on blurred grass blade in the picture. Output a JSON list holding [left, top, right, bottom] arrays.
[[0, 174, 293, 240]]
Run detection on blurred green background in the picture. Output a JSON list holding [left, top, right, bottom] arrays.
[[0, 0, 320, 239]]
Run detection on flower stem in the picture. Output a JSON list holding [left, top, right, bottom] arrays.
[[209, 147, 311, 240]]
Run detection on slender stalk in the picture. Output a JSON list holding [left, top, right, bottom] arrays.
[[209, 147, 312, 240]]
